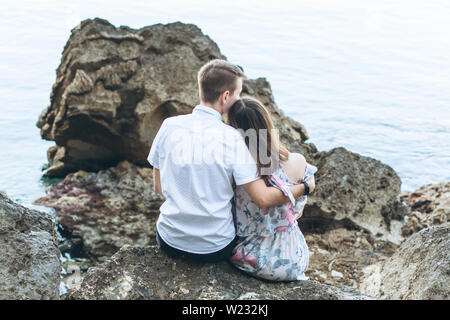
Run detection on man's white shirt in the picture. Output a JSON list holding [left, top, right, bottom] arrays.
[[148, 105, 259, 254]]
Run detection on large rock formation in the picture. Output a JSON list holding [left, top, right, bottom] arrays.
[[37, 18, 315, 178], [0, 191, 61, 300], [36, 18, 312, 178], [66, 244, 375, 300], [36, 18, 224, 177], [360, 225, 449, 300]]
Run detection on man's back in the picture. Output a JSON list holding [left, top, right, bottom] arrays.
[[148, 105, 258, 254]]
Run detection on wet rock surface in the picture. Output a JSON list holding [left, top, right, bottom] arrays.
[[34, 160, 163, 259], [0, 191, 61, 299]]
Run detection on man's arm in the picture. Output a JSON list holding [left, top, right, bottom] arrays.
[[153, 168, 163, 196], [242, 178, 310, 209], [148, 119, 169, 196]]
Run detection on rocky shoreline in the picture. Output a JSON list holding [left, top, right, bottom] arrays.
[[1, 180, 448, 300], [1, 18, 448, 300]]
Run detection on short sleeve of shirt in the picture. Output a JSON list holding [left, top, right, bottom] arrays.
[[147, 120, 167, 169], [232, 132, 259, 186], [302, 163, 318, 181]]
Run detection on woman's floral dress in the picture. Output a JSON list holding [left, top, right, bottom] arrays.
[[230, 162, 318, 281]]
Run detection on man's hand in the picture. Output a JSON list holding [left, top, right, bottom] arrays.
[[295, 176, 315, 220], [305, 176, 315, 193]]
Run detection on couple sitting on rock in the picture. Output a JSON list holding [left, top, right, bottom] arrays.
[[148, 59, 317, 281]]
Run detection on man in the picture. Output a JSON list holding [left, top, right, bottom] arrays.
[[148, 59, 313, 262]]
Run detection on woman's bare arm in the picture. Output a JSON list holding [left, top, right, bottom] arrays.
[[242, 178, 307, 209], [282, 153, 306, 183]]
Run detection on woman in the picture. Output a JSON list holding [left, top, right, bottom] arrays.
[[227, 97, 317, 281]]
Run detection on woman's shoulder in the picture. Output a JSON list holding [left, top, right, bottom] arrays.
[[284, 152, 306, 169], [280, 153, 307, 183], [289, 152, 306, 164]]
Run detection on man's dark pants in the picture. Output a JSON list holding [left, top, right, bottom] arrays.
[[156, 230, 237, 263]]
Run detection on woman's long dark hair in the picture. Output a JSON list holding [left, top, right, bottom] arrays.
[[228, 97, 289, 177]]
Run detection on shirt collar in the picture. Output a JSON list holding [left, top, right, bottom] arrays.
[[192, 104, 223, 121]]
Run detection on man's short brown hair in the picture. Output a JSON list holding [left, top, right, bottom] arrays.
[[198, 59, 246, 104]]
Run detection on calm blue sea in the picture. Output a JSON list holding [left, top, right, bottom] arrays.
[[1, 0, 449, 211]]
